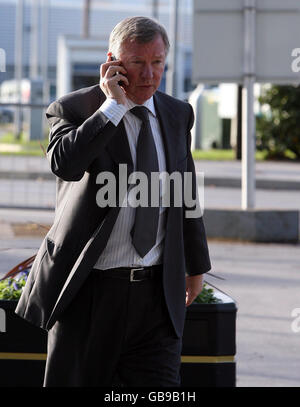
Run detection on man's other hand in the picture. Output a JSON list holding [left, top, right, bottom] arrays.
[[185, 274, 204, 307]]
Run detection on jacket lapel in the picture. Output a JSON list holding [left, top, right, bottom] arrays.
[[154, 92, 180, 174]]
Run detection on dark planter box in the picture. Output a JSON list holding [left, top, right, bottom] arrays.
[[180, 291, 237, 387], [0, 291, 237, 387], [0, 300, 47, 387]]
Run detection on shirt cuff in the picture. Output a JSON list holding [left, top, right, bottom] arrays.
[[99, 98, 128, 127]]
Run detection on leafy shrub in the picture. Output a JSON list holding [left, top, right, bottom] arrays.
[[256, 85, 300, 160], [193, 283, 222, 304], [0, 270, 29, 300]]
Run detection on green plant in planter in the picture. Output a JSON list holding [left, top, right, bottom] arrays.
[[193, 283, 222, 304], [0, 255, 35, 300], [0, 270, 29, 300]]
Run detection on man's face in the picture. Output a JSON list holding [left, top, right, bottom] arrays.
[[118, 34, 166, 104]]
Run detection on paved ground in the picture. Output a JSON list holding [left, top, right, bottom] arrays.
[[205, 240, 300, 387]]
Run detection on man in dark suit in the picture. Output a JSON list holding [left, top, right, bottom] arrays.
[[15, 16, 211, 386]]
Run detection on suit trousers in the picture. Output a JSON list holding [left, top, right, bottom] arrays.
[[43, 268, 183, 387]]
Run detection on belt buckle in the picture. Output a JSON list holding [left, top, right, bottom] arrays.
[[130, 267, 144, 282]]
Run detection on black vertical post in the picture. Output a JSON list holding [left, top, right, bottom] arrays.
[[236, 84, 243, 160]]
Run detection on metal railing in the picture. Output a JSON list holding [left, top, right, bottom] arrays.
[[0, 102, 55, 209]]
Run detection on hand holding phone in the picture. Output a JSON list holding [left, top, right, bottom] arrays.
[[110, 54, 125, 86], [99, 52, 128, 105]]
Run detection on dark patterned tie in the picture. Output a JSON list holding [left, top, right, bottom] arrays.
[[130, 106, 159, 258]]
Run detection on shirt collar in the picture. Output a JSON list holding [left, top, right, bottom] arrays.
[[125, 96, 156, 118]]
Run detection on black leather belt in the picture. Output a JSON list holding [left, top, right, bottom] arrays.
[[95, 265, 163, 282]]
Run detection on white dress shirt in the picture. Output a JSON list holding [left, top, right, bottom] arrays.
[[93, 96, 167, 269]]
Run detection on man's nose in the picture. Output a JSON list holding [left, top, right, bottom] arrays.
[[141, 64, 153, 79]]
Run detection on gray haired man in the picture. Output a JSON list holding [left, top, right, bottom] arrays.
[[16, 16, 211, 387]]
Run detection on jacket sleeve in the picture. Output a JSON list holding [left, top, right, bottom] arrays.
[[45, 100, 117, 181], [183, 104, 212, 276]]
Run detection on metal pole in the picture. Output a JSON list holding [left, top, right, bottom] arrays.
[[152, 0, 159, 20], [30, 0, 39, 79], [242, 0, 256, 209], [166, 0, 179, 97], [41, 0, 49, 104], [82, 0, 91, 38], [14, 0, 24, 139], [236, 84, 242, 160]]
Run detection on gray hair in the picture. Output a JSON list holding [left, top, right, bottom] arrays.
[[109, 16, 170, 58]]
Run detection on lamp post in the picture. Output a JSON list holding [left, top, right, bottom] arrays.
[[166, 0, 179, 98], [14, 0, 24, 139]]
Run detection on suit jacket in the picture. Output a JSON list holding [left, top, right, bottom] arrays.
[[15, 85, 211, 338]]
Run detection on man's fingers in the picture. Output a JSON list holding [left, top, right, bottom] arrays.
[[185, 275, 204, 307], [185, 290, 196, 307], [106, 65, 127, 78], [115, 73, 129, 86], [100, 60, 125, 78], [103, 73, 129, 88], [185, 294, 193, 307]]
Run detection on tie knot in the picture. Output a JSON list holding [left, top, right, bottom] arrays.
[[130, 106, 150, 123]]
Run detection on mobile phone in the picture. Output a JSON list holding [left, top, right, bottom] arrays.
[[110, 54, 124, 86]]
